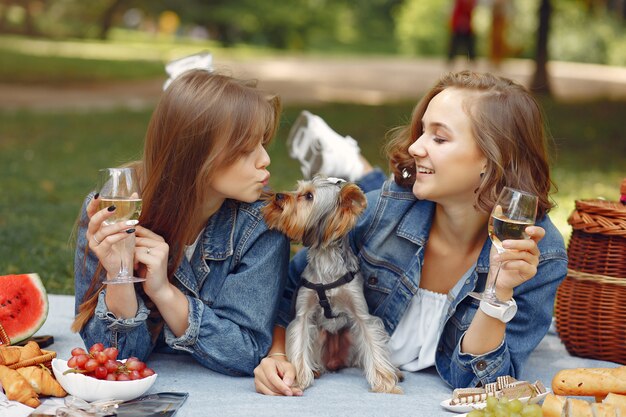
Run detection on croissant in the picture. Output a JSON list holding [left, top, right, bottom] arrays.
[[0, 346, 22, 365], [16, 365, 66, 397], [0, 364, 40, 408], [18, 341, 43, 362]]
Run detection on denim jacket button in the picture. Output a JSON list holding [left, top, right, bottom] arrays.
[[368, 276, 378, 285], [475, 360, 487, 371]]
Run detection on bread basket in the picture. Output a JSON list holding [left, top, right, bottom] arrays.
[[555, 178, 626, 365], [0, 322, 56, 371], [0, 323, 9, 346]]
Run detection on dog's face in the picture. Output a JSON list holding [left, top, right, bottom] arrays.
[[262, 176, 367, 247]]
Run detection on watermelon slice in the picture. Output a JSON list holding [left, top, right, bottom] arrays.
[[0, 273, 48, 344]]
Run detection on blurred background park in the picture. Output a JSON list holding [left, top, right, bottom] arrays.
[[0, 0, 624, 294]]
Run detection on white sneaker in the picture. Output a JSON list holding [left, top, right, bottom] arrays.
[[287, 111, 364, 181], [163, 51, 213, 90]]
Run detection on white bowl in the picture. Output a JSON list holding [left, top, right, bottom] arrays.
[[52, 358, 157, 402]]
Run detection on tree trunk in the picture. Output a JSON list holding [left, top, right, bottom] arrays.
[[98, 0, 126, 40], [531, 0, 552, 95]]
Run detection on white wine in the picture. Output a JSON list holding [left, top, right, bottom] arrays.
[[99, 198, 142, 225], [489, 213, 533, 251]]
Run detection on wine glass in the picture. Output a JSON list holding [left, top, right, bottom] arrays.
[[469, 187, 538, 305], [97, 167, 145, 284]]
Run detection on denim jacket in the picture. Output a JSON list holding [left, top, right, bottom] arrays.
[[279, 178, 567, 388], [75, 193, 290, 376]]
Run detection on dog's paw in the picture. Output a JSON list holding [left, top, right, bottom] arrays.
[[371, 383, 403, 394], [371, 381, 403, 395], [296, 369, 315, 390], [370, 371, 403, 394], [396, 369, 405, 382]]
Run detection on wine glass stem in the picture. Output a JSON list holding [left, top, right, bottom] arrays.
[[114, 234, 135, 279], [485, 262, 503, 302]]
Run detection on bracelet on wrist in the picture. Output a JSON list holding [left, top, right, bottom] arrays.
[[267, 352, 287, 359]]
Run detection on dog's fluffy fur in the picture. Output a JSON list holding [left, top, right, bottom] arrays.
[[263, 176, 402, 394]]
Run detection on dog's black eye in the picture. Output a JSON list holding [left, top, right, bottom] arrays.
[[305, 192, 314, 201]]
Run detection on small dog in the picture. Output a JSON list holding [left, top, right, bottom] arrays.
[[263, 176, 402, 394]]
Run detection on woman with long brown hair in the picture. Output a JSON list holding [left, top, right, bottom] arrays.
[[254, 71, 567, 394], [73, 69, 289, 376]]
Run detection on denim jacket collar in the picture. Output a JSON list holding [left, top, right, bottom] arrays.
[[397, 199, 433, 247], [384, 180, 491, 274], [201, 200, 237, 260], [173, 200, 237, 297]]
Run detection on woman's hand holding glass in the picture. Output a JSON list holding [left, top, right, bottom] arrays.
[[89, 168, 145, 284], [469, 187, 541, 305], [487, 225, 544, 300], [87, 199, 170, 295], [86, 198, 139, 280]]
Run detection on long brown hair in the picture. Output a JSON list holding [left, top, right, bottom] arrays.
[[385, 70, 555, 218], [73, 70, 281, 333]]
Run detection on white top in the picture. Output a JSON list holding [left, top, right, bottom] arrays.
[[387, 288, 449, 372], [184, 232, 202, 261]]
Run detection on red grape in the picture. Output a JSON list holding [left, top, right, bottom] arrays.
[[103, 347, 119, 361], [104, 360, 119, 373], [67, 356, 78, 368], [141, 368, 155, 378], [94, 351, 109, 365], [94, 366, 108, 380], [84, 358, 99, 372], [71, 347, 87, 357], [116, 373, 130, 381], [89, 343, 105, 355], [75, 354, 89, 368], [126, 359, 146, 372]]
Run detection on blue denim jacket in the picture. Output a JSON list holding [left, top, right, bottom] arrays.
[[278, 176, 567, 388], [74, 193, 290, 376]]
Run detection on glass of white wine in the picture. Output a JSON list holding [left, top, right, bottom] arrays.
[[98, 167, 145, 284], [469, 187, 538, 305]]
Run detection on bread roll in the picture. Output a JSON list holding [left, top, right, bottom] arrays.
[[18, 341, 42, 361], [566, 398, 593, 417], [542, 393, 566, 417], [0, 346, 21, 365], [603, 393, 626, 415], [590, 403, 617, 417], [552, 367, 626, 396]]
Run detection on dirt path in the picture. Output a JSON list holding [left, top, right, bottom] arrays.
[[2, 57, 625, 111]]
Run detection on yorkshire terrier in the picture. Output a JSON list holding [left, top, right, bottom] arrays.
[[262, 176, 402, 394]]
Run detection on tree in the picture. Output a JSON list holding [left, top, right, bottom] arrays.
[[531, 0, 553, 95], [98, 0, 129, 40]]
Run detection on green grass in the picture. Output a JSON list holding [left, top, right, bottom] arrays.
[[0, 100, 623, 295]]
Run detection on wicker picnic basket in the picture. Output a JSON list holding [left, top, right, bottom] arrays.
[[0, 322, 56, 371], [555, 179, 626, 365]]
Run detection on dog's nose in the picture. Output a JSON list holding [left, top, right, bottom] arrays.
[[276, 193, 284, 200]]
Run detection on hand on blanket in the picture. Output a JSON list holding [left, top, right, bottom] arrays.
[[254, 356, 303, 396]]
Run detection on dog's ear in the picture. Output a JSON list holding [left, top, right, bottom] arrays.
[[320, 184, 367, 243], [339, 183, 367, 216]]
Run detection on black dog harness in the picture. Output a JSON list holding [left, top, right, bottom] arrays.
[[299, 271, 357, 319]]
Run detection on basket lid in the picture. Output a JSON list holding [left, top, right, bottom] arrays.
[[568, 179, 626, 235]]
